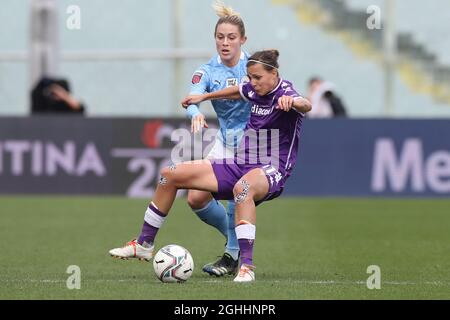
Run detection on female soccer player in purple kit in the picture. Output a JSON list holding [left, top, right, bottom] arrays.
[[110, 1, 250, 277], [110, 49, 311, 282]]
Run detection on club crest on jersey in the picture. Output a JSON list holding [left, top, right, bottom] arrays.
[[191, 71, 204, 84], [226, 78, 238, 87]]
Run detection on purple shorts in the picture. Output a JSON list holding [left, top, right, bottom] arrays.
[[211, 163, 285, 206]]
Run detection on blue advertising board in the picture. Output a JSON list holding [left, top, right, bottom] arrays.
[[285, 119, 450, 197]]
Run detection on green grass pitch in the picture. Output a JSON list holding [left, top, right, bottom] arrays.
[[1, 196, 449, 299]]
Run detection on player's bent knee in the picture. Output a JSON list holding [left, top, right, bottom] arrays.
[[233, 179, 251, 204], [187, 191, 210, 210], [158, 166, 175, 186]]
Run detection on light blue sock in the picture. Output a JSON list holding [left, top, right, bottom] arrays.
[[193, 200, 227, 238], [224, 201, 240, 261]]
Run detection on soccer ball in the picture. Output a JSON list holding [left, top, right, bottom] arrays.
[[153, 244, 194, 283]]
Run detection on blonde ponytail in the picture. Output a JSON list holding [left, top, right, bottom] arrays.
[[213, 1, 246, 37], [212, 0, 240, 18]]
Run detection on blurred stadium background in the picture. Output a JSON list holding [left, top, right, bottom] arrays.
[[1, 0, 449, 300], [2, 0, 450, 117]]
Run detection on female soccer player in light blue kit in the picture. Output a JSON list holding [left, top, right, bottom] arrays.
[[109, 2, 251, 277], [184, 2, 250, 277]]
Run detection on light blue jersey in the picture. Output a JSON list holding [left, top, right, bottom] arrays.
[[186, 51, 251, 148]]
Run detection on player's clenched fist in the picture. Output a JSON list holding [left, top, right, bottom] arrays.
[[276, 95, 294, 111]]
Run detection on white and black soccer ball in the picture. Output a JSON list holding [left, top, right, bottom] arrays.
[[153, 244, 194, 283]]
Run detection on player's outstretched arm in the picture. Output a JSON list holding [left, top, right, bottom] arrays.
[[204, 86, 241, 100], [181, 86, 240, 107], [292, 97, 312, 113]]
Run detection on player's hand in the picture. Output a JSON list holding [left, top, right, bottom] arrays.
[[191, 114, 208, 133], [181, 95, 204, 108], [276, 95, 294, 112]]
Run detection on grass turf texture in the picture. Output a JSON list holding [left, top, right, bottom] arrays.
[[1, 196, 449, 299]]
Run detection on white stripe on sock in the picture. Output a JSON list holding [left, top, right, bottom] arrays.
[[235, 223, 256, 240], [144, 206, 165, 228]]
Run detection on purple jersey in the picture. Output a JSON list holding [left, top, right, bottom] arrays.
[[237, 79, 305, 179], [210, 79, 305, 204]]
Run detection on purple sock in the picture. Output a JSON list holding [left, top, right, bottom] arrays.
[[137, 221, 158, 246], [137, 203, 165, 246], [238, 238, 254, 266]]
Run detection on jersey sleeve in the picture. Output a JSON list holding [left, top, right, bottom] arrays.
[[281, 82, 307, 116], [185, 67, 211, 118], [189, 68, 210, 95], [238, 82, 252, 102], [281, 81, 301, 99]]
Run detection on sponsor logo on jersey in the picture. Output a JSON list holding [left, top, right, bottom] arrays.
[[251, 105, 273, 116], [226, 78, 238, 87], [191, 71, 204, 84]]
